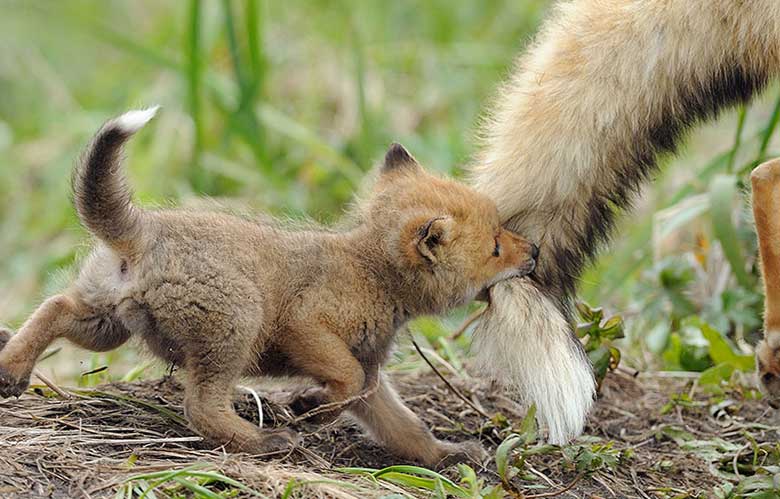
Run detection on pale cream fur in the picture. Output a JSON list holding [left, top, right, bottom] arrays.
[[470, 0, 780, 443]]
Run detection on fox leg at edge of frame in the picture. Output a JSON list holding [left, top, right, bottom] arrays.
[[751, 158, 780, 404], [0, 294, 130, 398]]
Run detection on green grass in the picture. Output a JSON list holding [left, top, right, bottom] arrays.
[[118, 465, 267, 499]]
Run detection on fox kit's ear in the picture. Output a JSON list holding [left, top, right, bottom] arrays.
[[382, 142, 420, 173], [414, 216, 452, 264]]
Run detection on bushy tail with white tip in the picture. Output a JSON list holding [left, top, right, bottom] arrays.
[[73, 106, 159, 256]]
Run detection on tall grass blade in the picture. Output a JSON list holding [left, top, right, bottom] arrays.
[[246, 0, 266, 98], [121, 361, 153, 382], [222, 0, 268, 170], [758, 95, 780, 162], [171, 476, 222, 499], [186, 0, 209, 192], [727, 105, 747, 174], [350, 20, 374, 165], [256, 104, 363, 184], [132, 465, 204, 499], [709, 174, 752, 288]]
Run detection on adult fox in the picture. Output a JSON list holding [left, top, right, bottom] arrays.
[[470, 0, 780, 443]]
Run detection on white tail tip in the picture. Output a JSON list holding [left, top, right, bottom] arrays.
[[472, 279, 596, 444], [113, 105, 161, 133]]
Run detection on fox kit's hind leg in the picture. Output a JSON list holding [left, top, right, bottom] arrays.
[[0, 294, 130, 397], [751, 159, 780, 405], [183, 357, 297, 454], [348, 374, 485, 468]]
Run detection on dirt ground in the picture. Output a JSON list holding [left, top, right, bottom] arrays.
[[0, 368, 777, 498]]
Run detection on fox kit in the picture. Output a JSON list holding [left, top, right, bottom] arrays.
[[752, 159, 780, 407], [467, 0, 780, 443], [0, 108, 537, 467]]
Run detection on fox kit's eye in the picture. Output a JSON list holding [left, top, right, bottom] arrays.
[[493, 237, 501, 257]]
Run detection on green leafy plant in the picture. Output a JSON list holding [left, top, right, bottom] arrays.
[[660, 316, 755, 384], [575, 302, 625, 386], [698, 320, 755, 387], [561, 440, 623, 474]]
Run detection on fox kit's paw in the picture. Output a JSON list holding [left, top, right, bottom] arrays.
[[289, 387, 342, 423], [756, 338, 780, 408], [0, 368, 29, 399], [432, 440, 487, 469], [252, 428, 299, 454], [0, 327, 30, 399], [0, 327, 11, 351], [204, 427, 299, 455]]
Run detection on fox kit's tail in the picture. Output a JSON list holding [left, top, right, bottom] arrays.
[[469, 0, 780, 443], [73, 107, 159, 256]]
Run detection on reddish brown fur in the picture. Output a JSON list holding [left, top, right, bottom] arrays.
[[751, 159, 780, 407], [0, 116, 537, 467]]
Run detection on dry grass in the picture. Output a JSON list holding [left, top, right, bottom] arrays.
[[0, 369, 778, 498]]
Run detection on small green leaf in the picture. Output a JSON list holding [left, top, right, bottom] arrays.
[[495, 435, 523, 482], [575, 302, 593, 321], [699, 362, 736, 386], [658, 425, 695, 445], [601, 315, 625, 340], [700, 322, 754, 371], [456, 464, 483, 496], [518, 404, 538, 444], [589, 346, 611, 383], [490, 412, 510, 429]]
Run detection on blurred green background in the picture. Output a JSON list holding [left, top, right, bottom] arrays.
[[1, 1, 778, 388]]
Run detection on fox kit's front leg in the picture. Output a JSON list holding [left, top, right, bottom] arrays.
[[752, 159, 780, 405], [0, 293, 130, 397], [283, 326, 366, 422], [349, 374, 485, 468]]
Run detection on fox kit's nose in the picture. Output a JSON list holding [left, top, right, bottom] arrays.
[[518, 243, 538, 277]]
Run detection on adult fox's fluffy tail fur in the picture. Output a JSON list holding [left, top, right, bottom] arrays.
[[470, 0, 780, 443], [73, 107, 159, 257]]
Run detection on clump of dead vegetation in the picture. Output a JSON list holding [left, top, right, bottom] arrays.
[[1, 368, 778, 499]]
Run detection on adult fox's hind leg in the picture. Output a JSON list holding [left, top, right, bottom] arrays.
[[0, 293, 130, 397], [751, 158, 780, 405]]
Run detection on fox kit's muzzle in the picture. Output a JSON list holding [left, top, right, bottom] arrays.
[[518, 243, 539, 277]]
